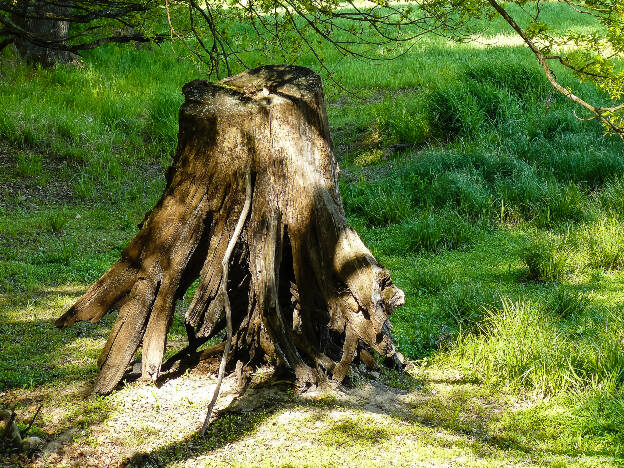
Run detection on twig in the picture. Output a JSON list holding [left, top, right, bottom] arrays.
[[21, 405, 42, 438], [200, 168, 252, 436]]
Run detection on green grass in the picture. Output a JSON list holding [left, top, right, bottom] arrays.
[[1, 2, 624, 465]]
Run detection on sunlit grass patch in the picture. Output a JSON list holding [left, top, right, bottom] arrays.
[[582, 218, 624, 271], [317, 414, 398, 447], [447, 299, 573, 393], [445, 297, 624, 397]]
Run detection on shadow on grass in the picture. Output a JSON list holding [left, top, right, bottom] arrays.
[[120, 370, 618, 467], [0, 287, 115, 392], [0, 285, 120, 440]]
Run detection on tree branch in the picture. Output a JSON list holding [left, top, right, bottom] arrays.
[[486, 0, 624, 139]]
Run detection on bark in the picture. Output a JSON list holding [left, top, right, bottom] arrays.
[[56, 65, 405, 394]]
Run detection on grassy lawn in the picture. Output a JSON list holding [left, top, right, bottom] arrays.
[[1, 2, 624, 466]]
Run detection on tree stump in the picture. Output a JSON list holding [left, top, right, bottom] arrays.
[[56, 65, 405, 394]]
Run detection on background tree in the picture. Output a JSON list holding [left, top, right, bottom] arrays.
[[0, 1, 164, 65]]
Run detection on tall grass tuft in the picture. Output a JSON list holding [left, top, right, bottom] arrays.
[[449, 299, 624, 394], [583, 218, 624, 271], [429, 170, 491, 218], [408, 267, 449, 295], [522, 240, 569, 282], [341, 177, 412, 227], [439, 282, 498, 332], [547, 287, 588, 318], [535, 181, 589, 227], [451, 299, 571, 393], [15, 152, 43, 178], [397, 210, 482, 253], [598, 177, 624, 215]]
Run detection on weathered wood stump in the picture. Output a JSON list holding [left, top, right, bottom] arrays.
[[56, 65, 405, 394]]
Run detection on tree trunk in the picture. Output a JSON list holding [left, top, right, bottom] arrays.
[[56, 65, 405, 394], [12, 1, 75, 66]]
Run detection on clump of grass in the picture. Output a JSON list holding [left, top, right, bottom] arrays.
[[598, 177, 624, 215], [543, 150, 624, 188], [408, 267, 449, 295], [341, 177, 412, 227], [464, 60, 549, 99], [374, 96, 431, 146], [397, 210, 482, 253], [448, 298, 624, 394], [143, 88, 181, 152], [32, 241, 76, 266], [494, 171, 545, 222], [429, 170, 491, 218], [73, 174, 97, 200], [427, 83, 486, 140], [535, 181, 589, 227], [522, 240, 569, 282], [548, 287, 588, 318], [15, 152, 43, 178], [439, 282, 498, 332], [43, 212, 69, 234], [450, 299, 570, 393], [583, 218, 624, 271], [570, 387, 624, 454]]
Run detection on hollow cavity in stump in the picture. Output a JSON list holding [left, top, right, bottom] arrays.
[[56, 65, 405, 394]]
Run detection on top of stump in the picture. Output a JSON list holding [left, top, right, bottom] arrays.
[[182, 65, 323, 107]]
